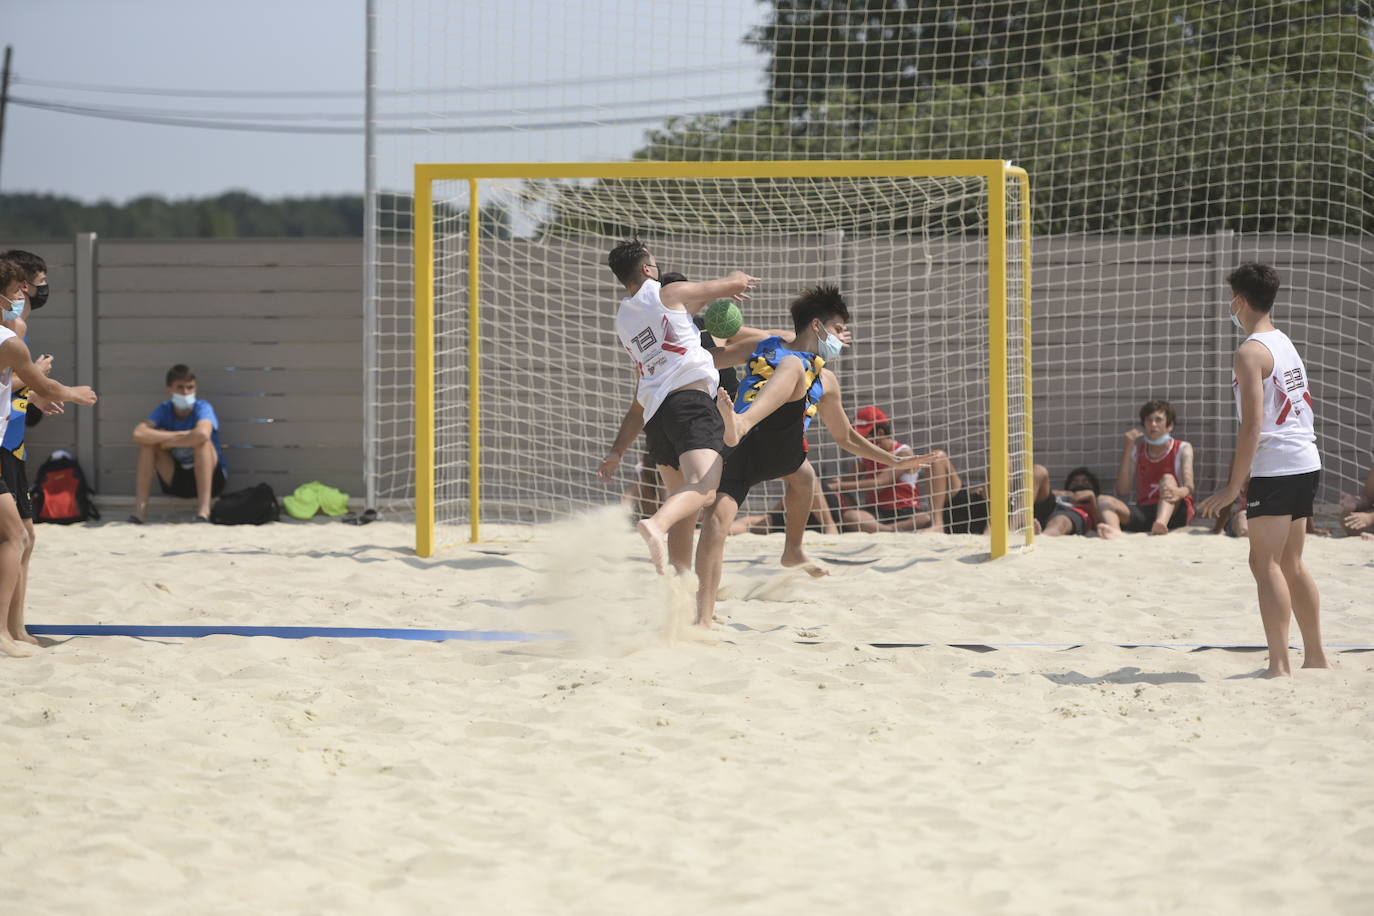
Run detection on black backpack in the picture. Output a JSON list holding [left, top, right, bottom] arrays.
[[210, 483, 281, 525], [31, 452, 100, 524]]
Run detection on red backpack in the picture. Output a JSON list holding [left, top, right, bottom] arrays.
[[31, 452, 100, 524]]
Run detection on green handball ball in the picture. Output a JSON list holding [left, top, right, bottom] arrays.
[[704, 300, 743, 339]]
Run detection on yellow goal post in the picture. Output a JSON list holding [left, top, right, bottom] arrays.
[[413, 160, 1032, 558]]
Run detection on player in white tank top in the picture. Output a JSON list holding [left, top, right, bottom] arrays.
[[603, 240, 758, 578], [1198, 263, 1326, 677]]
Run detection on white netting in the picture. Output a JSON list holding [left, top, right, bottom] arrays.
[[370, 1, 1374, 523], [419, 171, 1029, 546]]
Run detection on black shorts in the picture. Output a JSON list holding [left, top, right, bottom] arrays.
[[0, 448, 30, 519], [1033, 495, 1058, 531], [718, 424, 807, 506], [643, 390, 725, 471], [1125, 500, 1192, 533], [1048, 505, 1092, 536], [159, 462, 228, 499], [1247, 470, 1320, 520]]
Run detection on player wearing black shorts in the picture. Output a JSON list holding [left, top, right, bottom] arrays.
[[693, 285, 933, 628]]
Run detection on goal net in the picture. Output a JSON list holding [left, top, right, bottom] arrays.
[[413, 162, 1032, 557], [370, 1, 1373, 531]]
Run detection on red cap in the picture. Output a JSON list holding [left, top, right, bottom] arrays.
[[854, 405, 889, 437]]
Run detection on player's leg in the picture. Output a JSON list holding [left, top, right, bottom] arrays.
[[921, 450, 962, 534], [1246, 513, 1296, 678], [778, 460, 828, 578], [1033, 464, 1051, 503], [1095, 495, 1129, 540], [639, 448, 722, 575], [1150, 474, 1182, 535], [132, 443, 175, 523], [841, 506, 890, 533], [722, 356, 808, 444], [0, 494, 34, 658], [694, 493, 742, 628], [191, 439, 220, 520], [1042, 513, 1076, 537], [8, 517, 37, 645], [1277, 517, 1326, 669], [656, 465, 696, 574]]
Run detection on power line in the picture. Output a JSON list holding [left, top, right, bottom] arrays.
[[10, 61, 760, 99], [9, 95, 756, 135], [6, 90, 764, 123]]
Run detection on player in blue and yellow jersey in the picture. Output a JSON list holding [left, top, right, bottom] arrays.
[[692, 284, 936, 628]]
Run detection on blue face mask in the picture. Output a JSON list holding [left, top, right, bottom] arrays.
[[3, 296, 24, 322], [1144, 433, 1172, 446], [172, 393, 197, 410], [816, 325, 844, 361]]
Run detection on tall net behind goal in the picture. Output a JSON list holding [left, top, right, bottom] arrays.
[[370, 1, 1373, 524], [415, 163, 1031, 556]]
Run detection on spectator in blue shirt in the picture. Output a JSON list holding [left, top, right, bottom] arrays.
[[131, 364, 226, 522]]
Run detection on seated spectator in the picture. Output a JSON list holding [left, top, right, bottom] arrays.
[[1115, 399, 1196, 535], [1340, 461, 1374, 540], [1035, 465, 1130, 539], [829, 405, 968, 533], [131, 364, 226, 523], [731, 473, 842, 537]]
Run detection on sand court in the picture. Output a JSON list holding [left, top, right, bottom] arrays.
[[4, 517, 1371, 914]]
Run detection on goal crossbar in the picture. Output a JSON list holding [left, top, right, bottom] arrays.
[[413, 159, 1032, 559]]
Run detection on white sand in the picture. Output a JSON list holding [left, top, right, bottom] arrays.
[[5, 515, 1372, 914]]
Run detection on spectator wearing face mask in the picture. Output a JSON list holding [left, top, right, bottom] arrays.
[[130, 364, 227, 523], [1115, 399, 1196, 535]]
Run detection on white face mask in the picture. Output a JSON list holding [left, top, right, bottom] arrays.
[[1144, 433, 1172, 446], [1229, 298, 1244, 331], [172, 392, 197, 410], [3, 295, 24, 322], [815, 324, 844, 361]]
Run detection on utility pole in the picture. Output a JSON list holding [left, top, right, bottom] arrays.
[[0, 46, 12, 190]]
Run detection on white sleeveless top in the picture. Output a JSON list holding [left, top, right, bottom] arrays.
[[1233, 329, 1320, 477], [0, 325, 15, 445], [615, 278, 718, 420]]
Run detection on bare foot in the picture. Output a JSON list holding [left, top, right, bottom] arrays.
[[780, 549, 830, 578], [1260, 666, 1292, 679], [1301, 655, 1331, 670], [13, 629, 41, 647], [1363, 531, 1374, 542], [1096, 523, 1122, 540], [716, 389, 742, 447], [637, 519, 669, 575], [1149, 520, 1168, 535], [0, 633, 38, 658]]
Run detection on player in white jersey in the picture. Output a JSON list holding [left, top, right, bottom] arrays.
[[607, 239, 782, 574], [1199, 263, 1327, 677], [0, 259, 98, 657]]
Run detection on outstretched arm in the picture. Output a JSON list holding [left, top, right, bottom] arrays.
[[0, 337, 96, 406], [709, 325, 790, 369], [814, 369, 935, 471], [659, 271, 758, 315]]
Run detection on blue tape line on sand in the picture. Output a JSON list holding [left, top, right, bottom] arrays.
[[27, 625, 555, 642]]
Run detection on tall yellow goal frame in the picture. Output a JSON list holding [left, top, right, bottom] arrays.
[[413, 160, 1032, 558]]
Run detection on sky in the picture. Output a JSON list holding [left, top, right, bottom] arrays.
[[2, 0, 771, 202]]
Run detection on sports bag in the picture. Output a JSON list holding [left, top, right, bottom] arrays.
[[210, 483, 281, 526], [31, 450, 100, 524]]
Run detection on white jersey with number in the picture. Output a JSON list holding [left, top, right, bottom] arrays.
[[615, 278, 718, 420], [0, 325, 14, 445], [1233, 328, 1320, 477]]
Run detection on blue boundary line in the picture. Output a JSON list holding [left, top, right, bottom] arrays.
[[25, 625, 1374, 650]]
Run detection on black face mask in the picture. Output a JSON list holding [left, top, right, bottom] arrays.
[[29, 284, 49, 310]]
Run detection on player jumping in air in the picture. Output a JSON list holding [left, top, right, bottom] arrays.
[[1198, 263, 1327, 677], [608, 240, 802, 574], [693, 284, 936, 628]]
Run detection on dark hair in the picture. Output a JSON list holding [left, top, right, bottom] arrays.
[[166, 364, 196, 387], [608, 238, 651, 285], [0, 250, 47, 281], [1138, 399, 1176, 426], [789, 283, 850, 334], [0, 259, 24, 293], [1227, 262, 1280, 313], [1064, 466, 1101, 495], [659, 271, 687, 286], [873, 423, 892, 437]]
